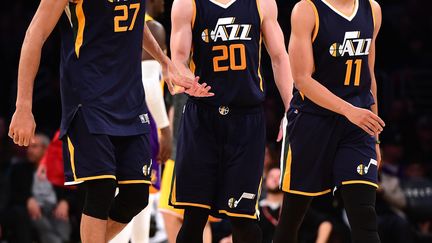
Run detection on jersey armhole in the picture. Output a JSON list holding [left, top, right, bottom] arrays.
[[191, 0, 197, 28], [368, 0, 376, 30], [305, 0, 319, 43], [256, 0, 263, 24]]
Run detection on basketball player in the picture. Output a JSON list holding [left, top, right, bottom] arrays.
[[110, 1, 171, 242], [8, 1, 213, 243], [273, 0, 384, 242], [170, 0, 294, 242]]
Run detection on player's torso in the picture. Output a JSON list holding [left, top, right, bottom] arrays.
[[292, 0, 375, 115], [191, 0, 264, 107], [59, 0, 149, 136]]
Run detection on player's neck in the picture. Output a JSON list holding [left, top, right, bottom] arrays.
[[326, 0, 357, 16], [211, 0, 235, 5]]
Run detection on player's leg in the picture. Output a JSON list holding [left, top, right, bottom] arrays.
[[334, 117, 380, 243], [171, 100, 219, 242], [161, 213, 182, 243], [130, 195, 153, 243], [159, 159, 184, 243], [106, 134, 153, 241], [274, 110, 337, 243], [273, 193, 313, 243], [229, 217, 262, 243], [217, 108, 267, 243], [79, 179, 117, 243], [176, 207, 211, 243], [62, 110, 118, 243], [340, 184, 380, 243]]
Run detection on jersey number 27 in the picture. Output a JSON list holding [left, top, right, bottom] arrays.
[[114, 3, 140, 32]]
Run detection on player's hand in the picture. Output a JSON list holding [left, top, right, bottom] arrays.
[[344, 106, 385, 136], [184, 78, 215, 98], [158, 126, 172, 164], [27, 197, 42, 220], [36, 163, 47, 180], [276, 115, 287, 142], [8, 108, 36, 146], [54, 200, 69, 221]]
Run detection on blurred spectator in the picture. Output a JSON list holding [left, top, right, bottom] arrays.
[[376, 149, 414, 243], [259, 167, 284, 243], [1, 133, 71, 243], [401, 162, 432, 243]]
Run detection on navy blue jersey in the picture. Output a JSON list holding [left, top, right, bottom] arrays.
[[291, 0, 375, 115], [190, 0, 264, 107], [58, 0, 149, 137]]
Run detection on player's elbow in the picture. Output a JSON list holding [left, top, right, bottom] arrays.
[[292, 73, 309, 91]]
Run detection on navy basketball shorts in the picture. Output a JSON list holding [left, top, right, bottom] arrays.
[[280, 108, 378, 196], [170, 99, 265, 219], [62, 110, 152, 186]]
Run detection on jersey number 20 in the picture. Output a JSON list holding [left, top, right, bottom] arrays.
[[114, 3, 140, 32], [212, 44, 246, 72]]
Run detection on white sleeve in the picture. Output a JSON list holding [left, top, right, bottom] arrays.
[[142, 61, 170, 129]]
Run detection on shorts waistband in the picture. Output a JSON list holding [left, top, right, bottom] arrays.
[[187, 99, 263, 116]]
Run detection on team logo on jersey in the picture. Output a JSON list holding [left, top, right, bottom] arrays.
[[329, 31, 371, 57], [201, 17, 252, 43], [143, 159, 152, 176], [139, 114, 150, 124], [356, 158, 378, 175], [227, 193, 256, 209]]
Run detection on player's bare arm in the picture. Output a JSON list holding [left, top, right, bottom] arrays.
[[143, 21, 167, 60], [8, 0, 69, 147], [171, 0, 214, 97], [289, 0, 385, 136], [368, 0, 382, 162], [261, 0, 294, 111]]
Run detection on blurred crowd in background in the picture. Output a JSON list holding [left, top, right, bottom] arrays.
[[1, 0, 432, 242]]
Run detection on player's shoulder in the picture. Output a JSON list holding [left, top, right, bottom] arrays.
[[291, 0, 316, 26], [146, 19, 165, 32], [368, 0, 381, 15]]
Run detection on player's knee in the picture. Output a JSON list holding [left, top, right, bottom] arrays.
[[230, 217, 262, 243], [82, 179, 117, 220], [109, 183, 150, 224], [347, 203, 378, 230]]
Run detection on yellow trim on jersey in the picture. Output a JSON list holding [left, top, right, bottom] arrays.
[[285, 189, 332, 197], [75, 0, 85, 58], [66, 175, 117, 185], [191, 0, 197, 28], [342, 180, 379, 188], [255, 177, 263, 213], [218, 210, 257, 220], [170, 176, 212, 210], [145, 13, 154, 22], [67, 137, 77, 181], [174, 202, 212, 210], [306, 0, 319, 43], [281, 145, 292, 191], [300, 91, 305, 100], [118, 180, 152, 185], [256, 0, 263, 24], [258, 34, 264, 92], [368, 0, 376, 29]]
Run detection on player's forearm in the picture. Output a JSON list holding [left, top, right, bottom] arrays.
[[16, 34, 44, 111], [272, 53, 294, 111], [143, 24, 169, 66], [295, 76, 353, 116]]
